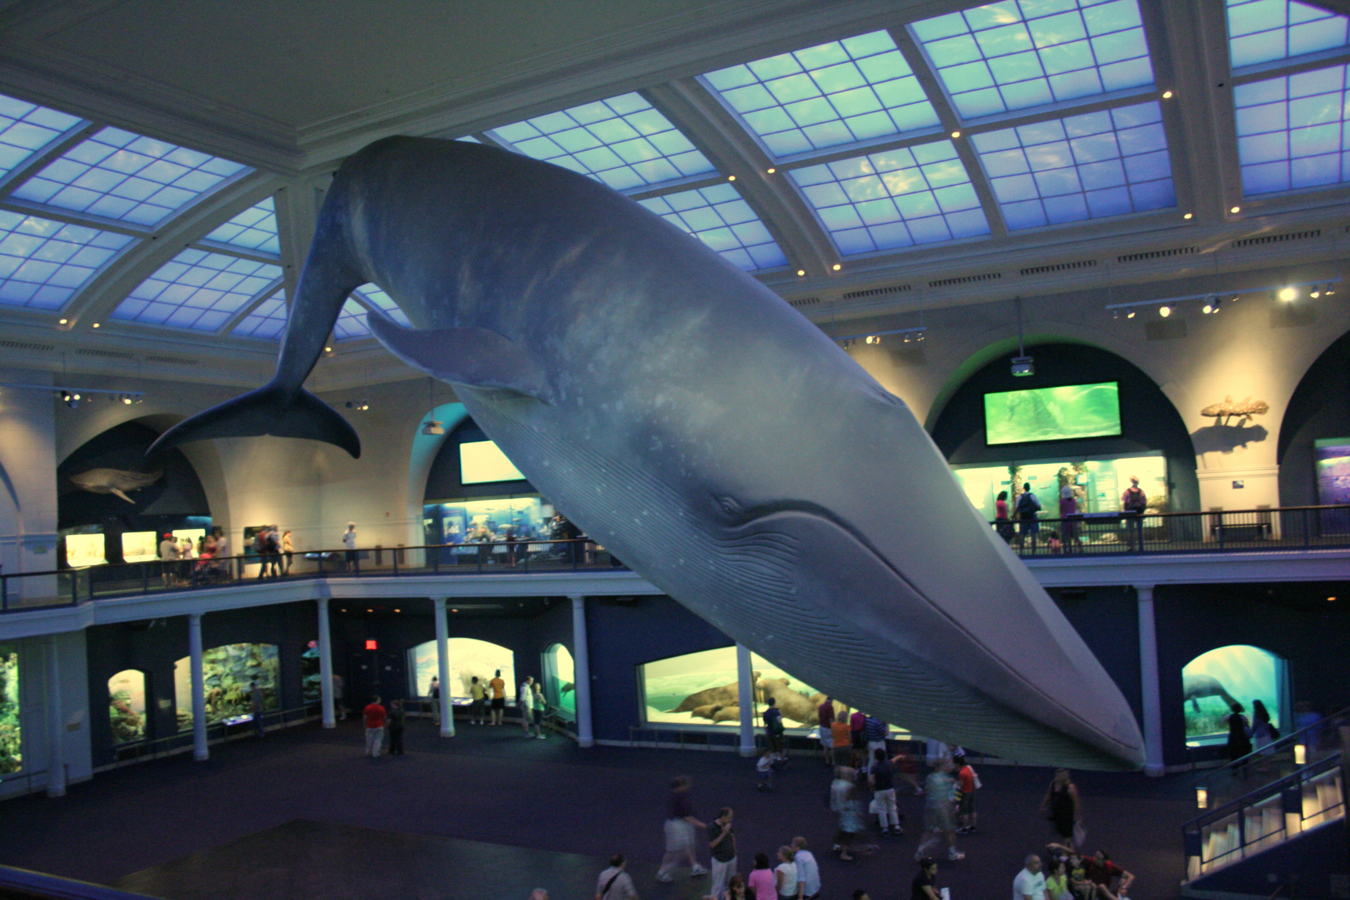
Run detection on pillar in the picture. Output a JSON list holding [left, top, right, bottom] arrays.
[[318, 599, 335, 728], [44, 634, 65, 797], [189, 612, 208, 761], [433, 597, 454, 737], [1136, 584, 1164, 776], [736, 642, 755, 757], [570, 595, 593, 747]]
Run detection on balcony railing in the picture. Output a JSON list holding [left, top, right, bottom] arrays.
[[999, 504, 1350, 558]]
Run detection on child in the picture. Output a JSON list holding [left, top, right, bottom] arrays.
[[757, 748, 776, 791], [1048, 530, 1062, 554], [954, 753, 978, 834]]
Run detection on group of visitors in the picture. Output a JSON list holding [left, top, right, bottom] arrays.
[[1224, 698, 1280, 764], [359, 695, 406, 758], [157, 526, 232, 584], [992, 477, 1148, 554], [251, 525, 293, 578]]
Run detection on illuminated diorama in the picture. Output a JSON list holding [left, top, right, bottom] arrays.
[[1314, 438, 1350, 506], [1182, 645, 1286, 746], [0, 645, 18, 775], [422, 497, 549, 563], [984, 382, 1122, 446], [173, 643, 279, 730], [953, 453, 1168, 525], [63, 532, 107, 568], [108, 669, 147, 744], [542, 643, 575, 721], [408, 637, 515, 705], [119, 531, 159, 564]]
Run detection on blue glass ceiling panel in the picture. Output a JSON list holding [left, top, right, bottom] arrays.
[[231, 289, 287, 340], [972, 100, 1174, 229], [0, 211, 131, 310], [112, 249, 280, 331], [638, 183, 788, 271], [913, 0, 1154, 120], [788, 140, 990, 255], [703, 30, 940, 159], [12, 127, 248, 228], [204, 197, 279, 255], [0, 94, 81, 182], [1234, 63, 1350, 194], [1227, 0, 1349, 68], [333, 297, 372, 341], [489, 93, 713, 191], [354, 283, 411, 326]]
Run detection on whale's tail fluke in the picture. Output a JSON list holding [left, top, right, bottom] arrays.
[[148, 382, 361, 458]]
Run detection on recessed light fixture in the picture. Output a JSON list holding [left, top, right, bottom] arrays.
[[324, 346, 332, 353], [1162, 90, 1173, 99], [1159, 305, 1171, 317], [1310, 287, 1321, 298], [766, 167, 776, 174], [1230, 206, 1241, 214], [832, 263, 841, 271], [951, 130, 961, 139], [58, 318, 68, 325], [91, 322, 100, 328], [727, 175, 736, 182], [796, 269, 806, 277], [1183, 213, 1193, 220], [1126, 308, 1136, 319]]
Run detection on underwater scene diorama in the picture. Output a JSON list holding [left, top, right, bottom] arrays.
[[544, 644, 576, 720], [408, 637, 516, 704], [301, 641, 321, 703], [0, 646, 18, 774], [1314, 439, 1350, 506], [1182, 644, 1284, 744], [173, 643, 280, 730], [108, 668, 147, 744], [642, 646, 867, 731], [984, 382, 1122, 446]]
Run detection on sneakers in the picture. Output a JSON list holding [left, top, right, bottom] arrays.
[[536, 734, 546, 739], [690, 865, 709, 876], [948, 848, 965, 861], [655, 871, 673, 883]]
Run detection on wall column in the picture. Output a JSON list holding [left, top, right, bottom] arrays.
[[1136, 584, 1164, 776], [570, 595, 593, 747], [189, 612, 208, 761], [433, 597, 454, 737], [44, 634, 65, 797], [736, 643, 755, 757], [317, 599, 335, 728]]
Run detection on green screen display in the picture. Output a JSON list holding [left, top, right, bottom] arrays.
[[984, 382, 1121, 446]]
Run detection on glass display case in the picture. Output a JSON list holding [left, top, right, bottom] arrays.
[[108, 669, 147, 743], [0, 645, 18, 774], [173, 643, 280, 731], [408, 637, 516, 704], [1182, 645, 1287, 746]]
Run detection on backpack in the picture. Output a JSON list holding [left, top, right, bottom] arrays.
[[1017, 492, 1040, 515], [1123, 487, 1146, 513]]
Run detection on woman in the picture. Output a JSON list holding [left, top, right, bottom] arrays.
[[994, 490, 1013, 543], [1225, 702, 1253, 761], [720, 874, 748, 900], [831, 767, 864, 861], [774, 846, 797, 900], [1251, 699, 1278, 748], [1045, 857, 1071, 900], [747, 853, 775, 900], [1041, 768, 1082, 849], [281, 529, 294, 574]]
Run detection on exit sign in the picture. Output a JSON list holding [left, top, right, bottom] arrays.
[[365, 639, 378, 650]]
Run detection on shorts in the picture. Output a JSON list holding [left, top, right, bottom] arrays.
[[851, 731, 866, 750], [491, 697, 505, 710], [664, 817, 695, 852], [959, 791, 975, 816]]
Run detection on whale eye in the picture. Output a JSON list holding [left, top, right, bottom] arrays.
[[714, 495, 743, 518]]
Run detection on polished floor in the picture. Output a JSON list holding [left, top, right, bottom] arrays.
[[1, 718, 1197, 899]]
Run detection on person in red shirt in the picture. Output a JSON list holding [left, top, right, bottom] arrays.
[[1083, 850, 1133, 900], [953, 753, 977, 834], [363, 695, 386, 758]]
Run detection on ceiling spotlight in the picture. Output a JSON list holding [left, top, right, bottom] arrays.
[[1112, 309, 1121, 319], [832, 263, 841, 271], [727, 175, 736, 182], [766, 167, 776, 174], [915, 332, 924, 342], [1183, 213, 1193, 220], [121, 395, 133, 404], [902, 333, 911, 343], [1159, 305, 1171, 317], [796, 269, 805, 277], [1201, 296, 1216, 314], [951, 130, 961, 139], [1162, 90, 1174, 99], [421, 420, 445, 435], [1326, 284, 1336, 295], [1278, 286, 1297, 302], [865, 335, 881, 345], [1310, 286, 1321, 298], [58, 318, 68, 325], [91, 322, 100, 328], [1230, 206, 1241, 214], [1126, 308, 1136, 319], [324, 345, 333, 353]]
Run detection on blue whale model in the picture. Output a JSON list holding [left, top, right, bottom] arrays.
[[153, 137, 1144, 769]]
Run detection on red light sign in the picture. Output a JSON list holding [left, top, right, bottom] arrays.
[[365, 639, 378, 650]]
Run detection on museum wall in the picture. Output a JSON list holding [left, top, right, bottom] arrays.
[[0, 368, 60, 577], [0, 630, 90, 799], [1049, 586, 1144, 738]]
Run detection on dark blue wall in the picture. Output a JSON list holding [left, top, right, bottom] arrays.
[[424, 418, 538, 502], [1277, 328, 1350, 506]]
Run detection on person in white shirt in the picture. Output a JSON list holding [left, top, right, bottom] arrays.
[[791, 836, 820, 900], [774, 846, 798, 900], [1014, 854, 1049, 900], [519, 677, 539, 737], [596, 853, 639, 900], [341, 522, 357, 572]]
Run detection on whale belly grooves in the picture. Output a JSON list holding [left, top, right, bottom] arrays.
[[463, 393, 1139, 769]]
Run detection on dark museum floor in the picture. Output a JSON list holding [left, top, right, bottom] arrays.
[[0, 719, 1198, 900]]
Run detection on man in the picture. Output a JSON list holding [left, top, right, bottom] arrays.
[[332, 672, 346, 720], [1013, 853, 1048, 900], [911, 857, 939, 900], [249, 680, 265, 739], [706, 807, 736, 897], [1083, 849, 1133, 900], [830, 716, 851, 768], [519, 675, 537, 737], [387, 698, 406, 755], [1121, 476, 1147, 550], [596, 853, 639, 900], [863, 713, 888, 770], [363, 694, 386, 758], [869, 748, 901, 835], [655, 776, 707, 882], [428, 675, 440, 726], [341, 522, 357, 572], [849, 709, 866, 765], [954, 753, 977, 835], [817, 697, 836, 764], [158, 532, 178, 586], [791, 836, 820, 900], [489, 669, 506, 725], [763, 695, 785, 760], [1016, 482, 1041, 552]]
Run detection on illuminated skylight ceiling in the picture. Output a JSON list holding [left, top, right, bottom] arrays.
[[0, 211, 131, 309], [353, 284, 411, 326], [231, 288, 287, 340], [1235, 64, 1350, 194], [204, 197, 279, 255], [112, 248, 281, 331], [333, 296, 373, 341], [489, 93, 714, 190], [1226, 0, 1349, 68], [0, 96, 81, 181], [638, 184, 787, 270]]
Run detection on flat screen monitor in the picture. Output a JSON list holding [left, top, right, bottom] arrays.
[[459, 440, 526, 484], [984, 382, 1121, 446]]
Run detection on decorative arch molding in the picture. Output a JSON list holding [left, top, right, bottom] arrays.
[[404, 401, 470, 551]]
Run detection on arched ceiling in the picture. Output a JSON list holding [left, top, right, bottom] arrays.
[[0, 0, 1347, 388]]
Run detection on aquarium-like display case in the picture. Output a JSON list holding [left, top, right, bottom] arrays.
[[0, 645, 19, 774], [543, 643, 576, 721], [1314, 439, 1350, 506], [108, 669, 147, 744], [408, 637, 516, 704], [173, 643, 280, 731], [952, 453, 1169, 524], [984, 382, 1121, 445], [120, 531, 159, 564], [422, 497, 550, 564], [1182, 645, 1287, 746], [301, 640, 321, 703], [64, 532, 107, 568]]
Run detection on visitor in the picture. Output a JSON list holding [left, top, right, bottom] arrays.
[[915, 759, 963, 862], [264, 525, 282, 577], [281, 529, 294, 574], [763, 696, 785, 760], [158, 533, 178, 586], [773, 845, 798, 900], [655, 775, 707, 882], [707, 807, 737, 898], [1016, 482, 1041, 553], [831, 766, 870, 861], [746, 853, 775, 900], [756, 748, 776, 791], [212, 527, 229, 579], [1225, 702, 1252, 762], [830, 715, 851, 768], [470, 675, 485, 725], [387, 698, 405, 755], [1121, 477, 1147, 550], [341, 521, 357, 573], [332, 672, 345, 721], [994, 490, 1014, 543], [519, 675, 537, 737], [532, 679, 547, 738], [869, 748, 901, 836], [1080, 849, 1133, 900], [1045, 857, 1071, 900], [363, 694, 386, 758], [863, 713, 887, 771], [790, 837, 819, 900], [817, 697, 836, 765], [721, 873, 749, 900], [911, 857, 939, 900], [596, 853, 639, 900], [1251, 699, 1279, 748], [1060, 480, 1082, 553], [849, 708, 866, 765], [891, 747, 923, 795], [429, 675, 440, 725], [1041, 768, 1083, 848], [1013, 853, 1047, 900], [954, 753, 978, 835], [1047, 531, 1062, 555], [489, 669, 506, 725]]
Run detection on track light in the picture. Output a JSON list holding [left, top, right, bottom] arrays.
[[1126, 308, 1135, 319], [865, 335, 881, 345], [421, 420, 445, 435], [1278, 286, 1297, 302], [1159, 305, 1171, 317], [1202, 296, 1218, 314]]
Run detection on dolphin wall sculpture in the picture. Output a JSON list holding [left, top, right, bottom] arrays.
[[69, 468, 162, 504], [152, 137, 1144, 768]]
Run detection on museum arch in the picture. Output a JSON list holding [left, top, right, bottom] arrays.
[[404, 401, 470, 552], [928, 340, 1200, 514], [1275, 327, 1350, 507], [1180, 644, 1288, 745]]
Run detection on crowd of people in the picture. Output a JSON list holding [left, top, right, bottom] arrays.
[[155, 525, 235, 585], [992, 476, 1149, 554]]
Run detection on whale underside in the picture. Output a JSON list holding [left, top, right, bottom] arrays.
[[152, 136, 1145, 770]]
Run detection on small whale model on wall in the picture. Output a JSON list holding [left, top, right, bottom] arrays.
[[151, 137, 1144, 769], [69, 468, 162, 504], [1200, 395, 1270, 427]]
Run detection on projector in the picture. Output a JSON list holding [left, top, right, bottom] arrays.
[[421, 420, 445, 435], [1010, 356, 1035, 377]]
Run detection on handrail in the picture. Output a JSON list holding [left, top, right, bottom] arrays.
[[1186, 752, 1343, 830], [0, 864, 164, 899], [1193, 707, 1348, 791]]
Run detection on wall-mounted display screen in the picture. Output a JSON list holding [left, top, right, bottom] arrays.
[[952, 453, 1167, 524], [1314, 438, 1350, 506], [1181, 644, 1286, 746], [120, 531, 159, 563], [460, 440, 526, 484], [0, 645, 19, 774], [408, 637, 515, 704], [173, 643, 279, 731], [108, 669, 146, 744], [984, 382, 1121, 446], [64, 533, 107, 567]]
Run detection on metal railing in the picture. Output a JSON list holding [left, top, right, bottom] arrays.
[[102, 702, 322, 767], [0, 538, 619, 613], [998, 504, 1350, 558], [1192, 708, 1350, 813]]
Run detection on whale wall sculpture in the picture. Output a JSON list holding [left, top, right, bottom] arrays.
[[153, 137, 1144, 769]]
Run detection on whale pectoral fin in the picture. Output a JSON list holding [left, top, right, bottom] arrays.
[[149, 383, 361, 459], [110, 488, 136, 504], [368, 314, 554, 404]]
